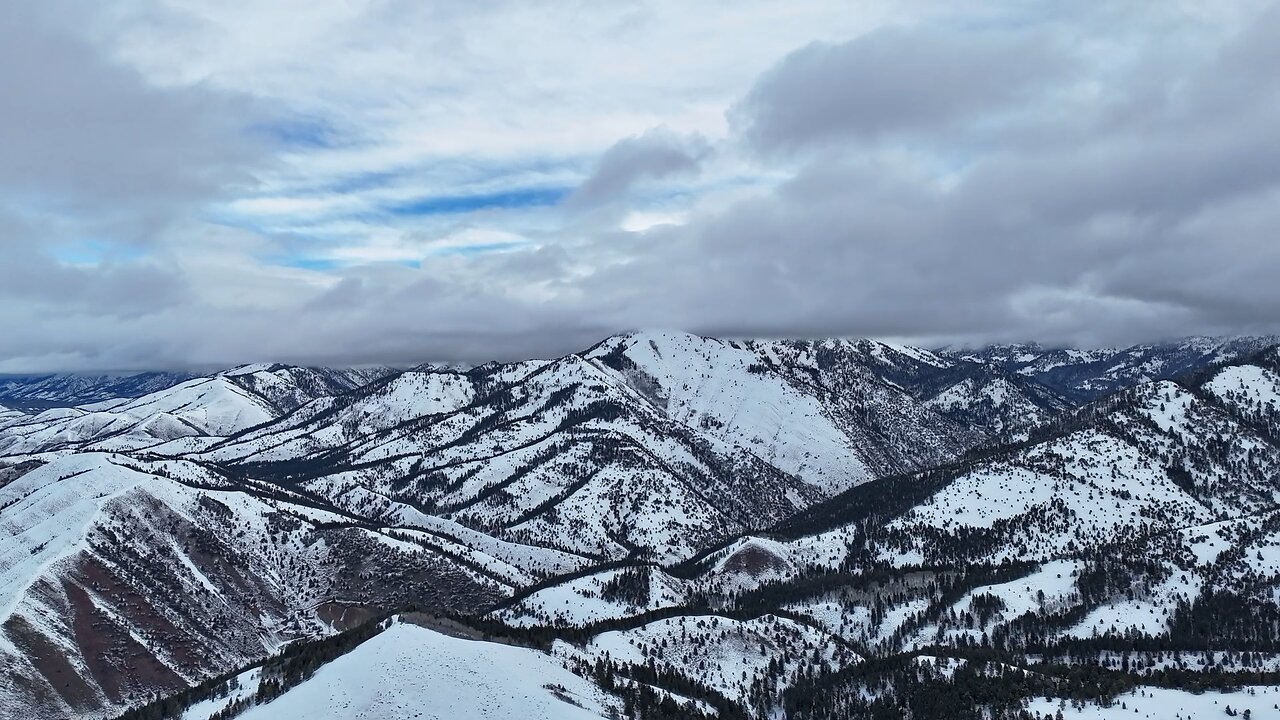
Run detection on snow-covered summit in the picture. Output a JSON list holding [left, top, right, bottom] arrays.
[[199, 621, 617, 720]]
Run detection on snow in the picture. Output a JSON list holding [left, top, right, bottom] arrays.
[[182, 668, 261, 720], [1179, 521, 1238, 566], [0, 454, 151, 623], [1242, 524, 1280, 580], [874, 340, 950, 367], [1206, 363, 1280, 417], [498, 567, 687, 627], [957, 560, 1080, 619], [0, 405, 25, 427], [7, 337, 1280, 719], [1028, 685, 1280, 720], [1064, 571, 1196, 639], [0, 366, 402, 458], [566, 613, 846, 700], [221, 363, 277, 377], [0, 378, 278, 455], [874, 598, 931, 643], [587, 331, 876, 493], [387, 504, 589, 577], [887, 428, 1212, 562], [924, 375, 1047, 432], [219, 621, 614, 720], [698, 536, 801, 593], [1136, 381, 1195, 434], [91, 377, 276, 436]]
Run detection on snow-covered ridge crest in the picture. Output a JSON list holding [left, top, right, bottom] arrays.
[[0, 364, 397, 457], [0, 453, 502, 717]]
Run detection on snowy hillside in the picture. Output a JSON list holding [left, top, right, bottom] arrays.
[[495, 565, 690, 627], [950, 335, 1279, 402], [186, 619, 617, 720], [0, 404, 24, 429], [558, 612, 850, 704], [587, 332, 972, 490], [0, 365, 396, 457], [216, 364, 396, 414], [0, 454, 501, 718], [923, 372, 1067, 437], [0, 371, 197, 407], [4, 333, 1280, 720], [196, 332, 1007, 563]]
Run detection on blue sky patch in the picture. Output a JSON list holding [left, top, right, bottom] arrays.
[[386, 187, 569, 217], [432, 241, 525, 256], [50, 240, 146, 265]]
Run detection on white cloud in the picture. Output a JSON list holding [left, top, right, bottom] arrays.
[[3, 0, 1280, 370]]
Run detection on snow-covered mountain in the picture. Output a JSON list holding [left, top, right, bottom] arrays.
[[948, 335, 1279, 403], [444, 343, 1280, 719], [5, 333, 1280, 720], [0, 452, 516, 718], [187, 332, 1002, 563], [0, 364, 396, 457], [0, 371, 197, 408], [641, 350, 1280, 684], [739, 348, 1280, 573], [177, 617, 623, 720], [743, 337, 1073, 439], [0, 403, 25, 428]]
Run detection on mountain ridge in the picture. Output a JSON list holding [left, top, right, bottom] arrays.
[[2, 331, 1279, 719]]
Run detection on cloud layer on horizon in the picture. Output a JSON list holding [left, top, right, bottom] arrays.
[[2, 0, 1280, 371]]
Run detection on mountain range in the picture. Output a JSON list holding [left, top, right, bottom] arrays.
[[2, 332, 1279, 719]]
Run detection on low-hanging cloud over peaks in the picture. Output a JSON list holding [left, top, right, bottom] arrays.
[[2, 1, 1279, 372]]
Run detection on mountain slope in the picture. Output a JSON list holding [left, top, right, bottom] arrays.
[[0, 372, 197, 408], [8, 334, 1280, 720], [644, 349, 1280, 672], [0, 454, 501, 718], [199, 332, 1003, 564], [949, 335, 1280, 403], [0, 404, 24, 430], [221, 350, 821, 563], [0, 365, 397, 457], [880, 371, 1280, 565], [588, 333, 979, 489], [189, 619, 617, 720], [750, 349, 1280, 577]]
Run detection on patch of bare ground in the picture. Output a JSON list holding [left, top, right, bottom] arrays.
[[721, 543, 790, 575], [62, 577, 186, 705], [72, 554, 210, 679], [2, 613, 98, 714], [401, 612, 541, 649], [314, 601, 379, 631]]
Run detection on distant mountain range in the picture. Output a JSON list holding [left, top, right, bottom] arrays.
[[0, 371, 200, 408], [2, 332, 1279, 719]]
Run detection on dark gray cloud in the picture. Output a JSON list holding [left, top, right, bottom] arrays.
[[573, 4, 1280, 348], [0, 6, 267, 228], [0, 4, 270, 370], [566, 128, 709, 209], [734, 26, 1071, 153]]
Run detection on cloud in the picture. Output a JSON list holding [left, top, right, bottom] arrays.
[[0, 5, 268, 231], [565, 2, 1280, 349], [4, 1, 1280, 372], [734, 26, 1072, 153], [566, 128, 709, 209]]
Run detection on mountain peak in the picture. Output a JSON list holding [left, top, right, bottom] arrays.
[[5, 333, 1280, 719]]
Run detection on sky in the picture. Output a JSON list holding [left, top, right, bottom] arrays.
[[2, 0, 1280, 371]]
